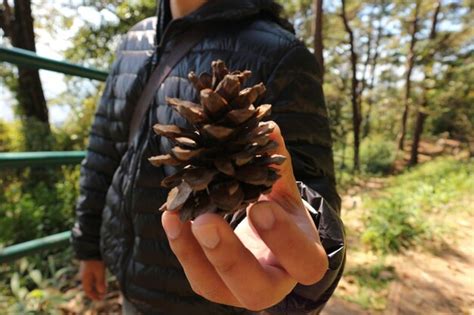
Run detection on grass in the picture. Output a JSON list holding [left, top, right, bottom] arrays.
[[361, 157, 473, 253]]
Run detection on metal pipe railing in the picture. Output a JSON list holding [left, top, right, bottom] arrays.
[[0, 46, 108, 81], [0, 151, 84, 262], [0, 231, 71, 264], [0, 46, 104, 263], [0, 46, 104, 262], [0, 151, 86, 169]]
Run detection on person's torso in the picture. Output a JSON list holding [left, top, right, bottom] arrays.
[[99, 13, 300, 314]]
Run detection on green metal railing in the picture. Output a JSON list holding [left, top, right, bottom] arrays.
[[0, 47, 107, 264], [0, 46, 108, 81], [0, 232, 71, 264], [0, 151, 86, 169]]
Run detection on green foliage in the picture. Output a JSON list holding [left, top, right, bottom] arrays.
[[428, 55, 474, 149], [362, 192, 428, 253], [360, 136, 396, 174], [362, 157, 473, 253], [0, 166, 79, 246], [21, 118, 55, 152], [0, 117, 54, 153], [0, 120, 21, 152], [53, 94, 100, 151], [0, 250, 77, 314]]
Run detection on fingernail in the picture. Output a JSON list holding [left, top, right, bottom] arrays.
[[193, 225, 220, 249], [251, 204, 275, 230], [162, 213, 182, 240]]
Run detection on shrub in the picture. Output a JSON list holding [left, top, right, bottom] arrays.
[[360, 136, 396, 174], [0, 166, 79, 246], [0, 250, 78, 314], [362, 193, 427, 253]]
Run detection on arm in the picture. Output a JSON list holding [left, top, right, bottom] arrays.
[[71, 65, 129, 260], [71, 62, 130, 300], [70, 16, 156, 258], [72, 17, 158, 300], [71, 17, 157, 259], [262, 43, 346, 313]]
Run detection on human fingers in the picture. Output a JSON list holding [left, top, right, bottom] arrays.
[[191, 213, 296, 311], [161, 211, 240, 306], [80, 262, 100, 300], [248, 200, 328, 285], [94, 264, 107, 300]]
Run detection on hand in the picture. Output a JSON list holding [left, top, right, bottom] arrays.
[[79, 260, 107, 301], [161, 122, 328, 311]]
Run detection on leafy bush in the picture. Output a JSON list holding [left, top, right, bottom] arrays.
[[362, 193, 427, 253], [0, 166, 79, 246], [0, 120, 24, 152], [360, 136, 396, 174], [0, 250, 78, 314]]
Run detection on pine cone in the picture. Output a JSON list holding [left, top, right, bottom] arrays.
[[149, 60, 285, 221]]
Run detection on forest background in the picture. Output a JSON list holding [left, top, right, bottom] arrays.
[[0, 0, 472, 313]]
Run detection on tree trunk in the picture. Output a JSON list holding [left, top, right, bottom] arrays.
[[1, 0, 51, 151], [398, 0, 421, 151], [409, 103, 427, 165], [362, 1, 384, 138], [409, 0, 441, 165], [313, 0, 324, 82], [341, 0, 361, 172]]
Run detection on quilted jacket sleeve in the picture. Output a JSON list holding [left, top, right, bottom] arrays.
[[261, 43, 346, 314], [71, 55, 130, 260]]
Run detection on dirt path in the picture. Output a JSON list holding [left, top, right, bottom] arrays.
[[322, 235, 474, 315], [384, 209, 474, 315]]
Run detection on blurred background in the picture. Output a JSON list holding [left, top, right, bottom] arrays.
[[0, 0, 472, 314]]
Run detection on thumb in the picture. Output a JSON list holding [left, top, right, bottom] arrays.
[[266, 121, 304, 214], [266, 121, 293, 178]]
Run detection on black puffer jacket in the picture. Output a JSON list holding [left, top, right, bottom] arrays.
[[72, 1, 345, 314]]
